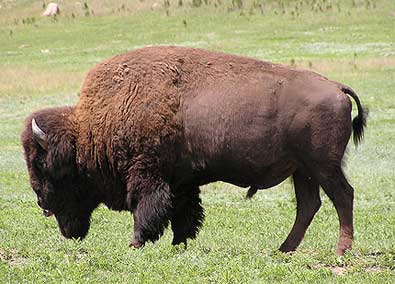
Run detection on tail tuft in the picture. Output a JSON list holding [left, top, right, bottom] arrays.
[[352, 107, 368, 145], [341, 86, 368, 146]]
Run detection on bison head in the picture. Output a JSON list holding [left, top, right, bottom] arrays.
[[21, 107, 99, 240]]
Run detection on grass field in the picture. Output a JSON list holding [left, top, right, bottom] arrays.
[[1, 0, 395, 283]]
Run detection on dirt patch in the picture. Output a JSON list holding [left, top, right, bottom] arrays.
[[365, 266, 387, 273], [330, 266, 347, 276], [311, 263, 348, 276], [311, 263, 389, 275], [0, 248, 29, 267]]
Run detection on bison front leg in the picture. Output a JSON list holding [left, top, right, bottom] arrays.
[[170, 185, 205, 247], [127, 175, 172, 248]]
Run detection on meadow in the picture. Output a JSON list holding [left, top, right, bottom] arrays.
[[0, 0, 394, 283]]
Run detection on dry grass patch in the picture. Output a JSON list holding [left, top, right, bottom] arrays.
[[0, 0, 187, 25], [0, 66, 83, 98], [297, 57, 395, 74]]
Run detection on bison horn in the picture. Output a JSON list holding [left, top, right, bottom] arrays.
[[32, 118, 48, 150]]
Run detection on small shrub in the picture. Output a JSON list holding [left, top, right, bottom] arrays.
[[192, 0, 202, 7], [232, 0, 243, 9]]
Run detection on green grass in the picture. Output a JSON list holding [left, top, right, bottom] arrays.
[[1, 0, 395, 283]]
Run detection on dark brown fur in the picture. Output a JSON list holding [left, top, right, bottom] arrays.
[[21, 46, 367, 255]]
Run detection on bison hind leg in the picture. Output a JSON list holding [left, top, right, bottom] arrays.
[[279, 170, 321, 253], [315, 166, 354, 255], [171, 185, 204, 247]]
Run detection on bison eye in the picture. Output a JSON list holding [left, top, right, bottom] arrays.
[[43, 209, 54, 217]]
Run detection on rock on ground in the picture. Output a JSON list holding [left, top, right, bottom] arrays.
[[42, 3, 60, 16]]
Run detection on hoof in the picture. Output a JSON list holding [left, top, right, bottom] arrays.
[[278, 243, 296, 253], [336, 237, 353, 256], [336, 246, 351, 256], [172, 238, 187, 249]]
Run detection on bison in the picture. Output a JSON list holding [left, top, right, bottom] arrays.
[[21, 46, 367, 255]]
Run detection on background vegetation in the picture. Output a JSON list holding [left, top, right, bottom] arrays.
[[0, 0, 394, 283]]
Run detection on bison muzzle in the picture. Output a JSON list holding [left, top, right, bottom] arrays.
[[21, 46, 367, 255]]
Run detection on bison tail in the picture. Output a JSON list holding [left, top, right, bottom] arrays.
[[341, 86, 368, 146]]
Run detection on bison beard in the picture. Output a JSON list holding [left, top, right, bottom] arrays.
[[21, 46, 367, 255]]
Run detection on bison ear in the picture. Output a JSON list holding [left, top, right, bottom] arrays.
[[32, 118, 49, 151]]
